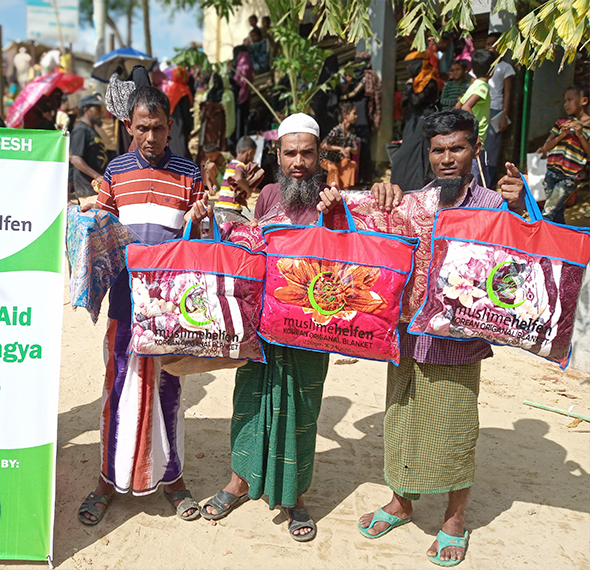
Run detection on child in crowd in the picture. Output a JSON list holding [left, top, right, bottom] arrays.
[[440, 60, 471, 110], [536, 84, 590, 223], [456, 49, 495, 185], [214, 135, 261, 223], [202, 142, 233, 195]]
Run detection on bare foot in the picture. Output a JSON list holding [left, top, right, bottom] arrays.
[[427, 488, 469, 563], [80, 477, 114, 522], [164, 477, 198, 518], [289, 496, 313, 537], [358, 493, 412, 536], [426, 520, 467, 563], [204, 472, 249, 517]]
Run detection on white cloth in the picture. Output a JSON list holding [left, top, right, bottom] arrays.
[[489, 61, 515, 111], [278, 113, 320, 139], [527, 153, 547, 201]]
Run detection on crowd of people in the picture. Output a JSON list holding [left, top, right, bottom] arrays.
[[73, 81, 530, 566], [390, 32, 516, 194], [3, 19, 589, 568]]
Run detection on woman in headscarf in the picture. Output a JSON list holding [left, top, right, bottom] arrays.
[[340, 51, 382, 185], [165, 65, 194, 159], [389, 51, 442, 192]]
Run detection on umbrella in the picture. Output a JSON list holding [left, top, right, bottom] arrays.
[[91, 47, 155, 83], [6, 72, 85, 128]]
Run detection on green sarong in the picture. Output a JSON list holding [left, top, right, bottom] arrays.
[[231, 341, 330, 509], [384, 357, 481, 500]]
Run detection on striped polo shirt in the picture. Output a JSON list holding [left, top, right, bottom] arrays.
[[215, 159, 246, 211], [97, 146, 204, 321], [97, 146, 204, 245], [548, 118, 590, 178]]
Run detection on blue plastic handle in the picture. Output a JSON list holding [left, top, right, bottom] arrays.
[[318, 198, 358, 232], [500, 174, 543, 222], [183, 214, 221, 242]]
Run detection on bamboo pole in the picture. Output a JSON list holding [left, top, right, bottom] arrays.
[[523, 400, 590, 422]]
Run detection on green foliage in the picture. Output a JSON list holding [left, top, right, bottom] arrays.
[[397, 0, 475, 52], [170, 46, 212, 70], [494, 0, 590, 70]]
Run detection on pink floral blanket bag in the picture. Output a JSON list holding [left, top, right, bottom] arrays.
[[258, 202, 419, 364], [126, 217, 267, 362], [408, 177, 590, 368]]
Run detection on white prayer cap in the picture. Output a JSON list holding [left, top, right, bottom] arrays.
[[278, 113, 320, 139]]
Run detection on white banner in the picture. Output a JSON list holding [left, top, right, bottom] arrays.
[[27, 0, 79, 44], [0, 129, 68, 562]]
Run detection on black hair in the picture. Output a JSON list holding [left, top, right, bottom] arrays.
[[440, 31, 452, 41], [249, 28, 262, 42], [451, 59, 468, 72], [262, 15, 271, 25], [236, 135, 257, 154], [566, 83, 590, 100], [471, 49, 495, 78], [203, 142, 219, 153], [249, 14, 258, 23], [422, 109, 479, 148], [127, 85, 170, 121], [339, 101, 355, 120], [487, 32, 501, 42]]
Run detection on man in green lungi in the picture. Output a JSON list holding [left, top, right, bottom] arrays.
[[356, 110, 525, 566], [200, 113, 384, 541]]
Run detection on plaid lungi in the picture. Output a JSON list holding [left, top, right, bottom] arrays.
[[230, 341, 329, 509], [384, 357, 481, 500]]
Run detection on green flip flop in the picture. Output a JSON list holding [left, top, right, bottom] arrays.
[[357, 507, 411, 539], [427, 530, 469, 567]]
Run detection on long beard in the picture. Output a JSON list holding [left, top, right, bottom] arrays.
[[277, 167, 324, 212], [436, 174, 472, 207]]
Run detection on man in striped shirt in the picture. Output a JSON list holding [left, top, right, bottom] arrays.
[[78, 86, 210, 526]]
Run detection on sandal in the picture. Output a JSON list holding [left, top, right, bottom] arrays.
[[357, 507, 411, 539], [164, 489, 201, 521], [78, 492, 113, 526], [427, 529, 469, 567], [288, 507, 317, 542], [200, 489, 250, 521]]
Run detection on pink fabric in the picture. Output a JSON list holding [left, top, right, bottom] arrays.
[[235, 51, 254, 105]]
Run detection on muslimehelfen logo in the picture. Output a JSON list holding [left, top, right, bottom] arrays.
[[486, 261, 531, 309], [180, 284, 214, 326], [307, 270, 345, 316]]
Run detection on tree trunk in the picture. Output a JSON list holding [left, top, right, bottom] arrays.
[[127, 7, 133, 47], [105, 14, 124, 50], [142, 0, 152, 56]]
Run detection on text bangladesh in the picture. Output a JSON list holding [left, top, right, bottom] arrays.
[[453, 306, 552, 336]]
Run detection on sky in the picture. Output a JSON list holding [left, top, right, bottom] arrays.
[[0, 0, 204, 62]]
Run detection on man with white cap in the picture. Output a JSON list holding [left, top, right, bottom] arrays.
[[200, 113, 389, 541]]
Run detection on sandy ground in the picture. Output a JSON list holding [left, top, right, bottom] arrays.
[[3, 276, 590, 570]]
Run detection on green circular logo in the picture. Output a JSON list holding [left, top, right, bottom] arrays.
[[486, 261, 526, 309], [307, 271, 345, 316], [180, 284, 214, 326]]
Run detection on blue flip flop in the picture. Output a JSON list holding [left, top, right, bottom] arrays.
[[428, 529, 469, 567], [357, 507, 411, 539]]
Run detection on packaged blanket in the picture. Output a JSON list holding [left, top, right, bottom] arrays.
[[127, 218, 266, 362], [66, 206, 140, 323], [258, 202, 419, 364], [409, 180, 590, 368]]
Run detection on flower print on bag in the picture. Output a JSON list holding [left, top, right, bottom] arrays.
[[275, 258, 387, 325]]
